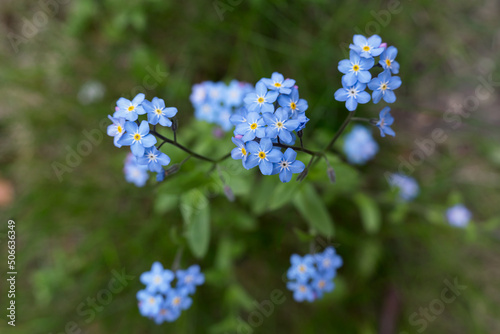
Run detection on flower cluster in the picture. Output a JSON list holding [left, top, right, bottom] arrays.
[[286, 247, 343, 302], [446, 204, 471, 228], [388, 173, 419, 201], [107, 93, 177, 186], [191, 80, 253, 131], [343, 125, 379, 165], [229, 73, 308, 182], [137, 262, 205, 325]]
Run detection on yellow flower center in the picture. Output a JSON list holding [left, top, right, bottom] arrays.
[[258, 151, 266, 159], [276, 121, 284, 129], [298, 265, 306, 273], [155, 108, 162, 115], [385, 59, 391, 67], [173, 297, 181, 306], [381, 83, 388, 91], [363, 45, 371, 51], [318, 280, 326, 289], [117, 125, 123, 133], [352, 64, 360, 72], [257, 97, 265, 103], [241, 147, 247, 156], [127, 106, 135, 112], [290, 102, 297, 110], [153, 276, 161, 284], [250, 123, 258, 130], [299, 285, 306, 292], [148, 297, 155, 304], [134, 133, 141, 141], [274, 82, 282, 87]]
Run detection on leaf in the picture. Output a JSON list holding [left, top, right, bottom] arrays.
[[154, 193, 178, 214], [250, 176, 277, 215], [181, 189, 211, 259], [268, 181, 302, 211], [292, 183, 334, 237], [353, 193, 381, 234]]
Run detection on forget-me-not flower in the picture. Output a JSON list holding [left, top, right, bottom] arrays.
[[107, 115, 126, 148], [278, 87, 308, 117], [114, 93, 146, 121], [245, 138, 282, 175], [368, 70, 401, 104], [118, 120, 157, 157], [260, 72, 296, 95], [234, 111, 266, 142], [140, 261, 175, 294], [143, 97, 178, 127], [137, 147, 171, 173], [376, 107, 395, 137], [349, 34, 385, 59], [446, 204, 472, 228], [263, 108, 300, 143], [243, 82, 279, 113], [176, 265, 205, 294], [343, 126, 379, 165], [271, 148, 305, 183], [338, 50, 374, 86], [334, 82, 371, 112], [379, 46, 400, 74]]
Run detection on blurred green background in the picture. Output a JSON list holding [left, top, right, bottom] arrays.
[[1, 0, 500, 333]]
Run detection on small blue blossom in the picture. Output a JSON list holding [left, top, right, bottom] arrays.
[[311, 274, 335, 299], [231, 137, 249, 169], [107, 115, 126, 148], [176, 265, 205, 294], [140, 262, 175, 294], [190, 82, 208, 106], [272, 148, 305, 183], [343, 126, 379, 165], [338, 50, 374, 86], [124, 153, 149, 187], [295, 112, 310, 132], [137, 147, 171, 173], [286, 281, 316, 302], [263, 108, 300, 143], [260, 72, 296, 95], [195, 101, 220, 123], [388, 173, 419, 201], [278, 87, 308, 117], [334, 82, 371, 112], [166, 288, 192, 312], [379, 46, 400, 74], [243, 81, 279, 113], [229, 107, 248, 127], [376, 107, 395, 137], [114, 93, 146, 121], [314, 247, 343, 278], [349, 34, 385, 59], [118, 120, 157, 157], [368, 70, 402, 104], [156, 169, 165, 182], [245, 138, 283, 175], [153, 305, 181, 324], [137, 290, 163, 317], [234, 112, 266, 142], [207, 81, 226, 103], [287, 254, 316, 282], [217, 107, 233, 131], [143, 97, 178, 127], [446, 204, 472, 228]]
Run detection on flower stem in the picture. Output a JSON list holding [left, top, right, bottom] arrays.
[[323, 110, 356, 153]]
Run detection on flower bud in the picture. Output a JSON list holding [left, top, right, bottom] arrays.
[[166, 164, 180, 175], [297, 168, 309, 182], [327, 166, 336, 184], [223, 185, 235, 202], [172, 117, 179, 132]]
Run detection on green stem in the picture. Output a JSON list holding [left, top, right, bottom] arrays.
[[323, 110, 356, 153]]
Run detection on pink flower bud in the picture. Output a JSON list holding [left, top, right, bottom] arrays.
[[115, 106, 119, 111], [235, 134, 244, 140], [379, 42, 387, 49]]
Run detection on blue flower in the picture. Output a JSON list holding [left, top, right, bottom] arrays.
[[379, 46, 400, 74], [231, 137, 250, 169], [272, 148, 305, 183], [446, 204, 471, 228], [287, 254, 316, 282], [338, 50, 374, 86], [224, 80, 249, 107], [263, 108, 300, 143], [176, 265, 205, 294], [278, 87, 308, 117], [140, 262, 175, 294], [114, 93, 146, 121], [349, 34, 385, 59], [388, 173, 419, 201], [286, 281, 315, 302], [234, 112, 266, 142], [311, 274, 335, 299], [156, 169, 165, 182], [153, 305, 181, 324], [107, 115, 126, 148], [195, 101, 220, 123], [207, 81, 226, 103], [245, 138, 283, 175], [216, 107, 233, 131], [343, 126, 379, 165], [118, 120, 157, 157], [314, 247, 343, 278], [190, 82, 208, 106], [368, 70, 401, 104], [334, 82, 371, 112], [260, 72, 296, 95], [137, 290, 163, 317], [143, 97, 178, 127], [376, 107, 395, 137], [243, 81, 279, 113], [229, 107, 249, 127], [295, 112, 310, 132], [124, 153, 149, 187], [137, 147, 171, 173], [166, 288, 192, 312]]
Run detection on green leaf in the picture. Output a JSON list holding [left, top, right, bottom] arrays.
[[154, 193, 178, 214], [181, 189, 211, 259], [292, 183, 334, 237], [268, 181, 302, 211], [353, 193, 381, 234]]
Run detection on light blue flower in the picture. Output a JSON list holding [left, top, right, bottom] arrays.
[[338, 50, 374, 86], [243, 81, 279, 113], [166, 288, 192, 312], [272, 148, 305, 183], [107, 115, 126, 148], [286, 281, 315, 302], [311, 275, 335, 299], [153, 304, 181, 324], [190, 82, 208, 106], [229, 107, 248, 127], [124, 153, 149, 187], [278, 87, 308, 117], [376, 107, 395, 137], [207, 81, 227, 103], [176, 265, 205, 294], [368, 70, 402, 104], [118, 120, 157, 157], [389, 173, 419, 201], [143, 97, 178, 127], [263, 108, 300, 143], [343, 126, 379, 165], [295, 112, 310, 132], [334, 82, 371, 112], [137, 147, 171, 173], [114, 93, 146, 121], [446, 204, 471, 228], [195, 101, 220, 123], [245, 138, 283, 175], [137, 290, 163, 317], [314, 247, 343, 278], [231, 137, 250, 169], [234, 112, 266, 142], [379, 46, 400, 74], [349, 34, 385, 59], [260, 72, 296, 95], [140, 261, 175, 294], [225, 80, 253, 107], [287, 254, 316, 282], [216, 107, 233, 131]]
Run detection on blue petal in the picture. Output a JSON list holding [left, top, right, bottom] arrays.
[[267, 148, 283, 163], [334, 88, 348, 102], [260, 138, 273, 152], [357, 71, 371, 84], [279, 169, 292, 183], [259, 160, 273, 175], [343, 72, 357, 86], [367, 35, 382, 48], [265, 91, 279, 103], [372, 90, 383, 104], [284, 148, 297, 162], [138, 120, 150, 135], [246, 154, 260, 169], [338, 59, 352, 74], [246, 141, 260, 153], [288, 160, 305, 173], [132, 93, 145, 105], [353, 35, 367, 46], [279, 129, 292, 143], [131, 142, 145, 156], [124, 121, 138, 133], [389, 76, 402, 90], [118, 134, 134, 146], [346, 97, 358, 111], [141, 134, 157, 147], [383, 90, 396, 103], [255, 82, 267, 96], [356, 91, 371, 104]]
